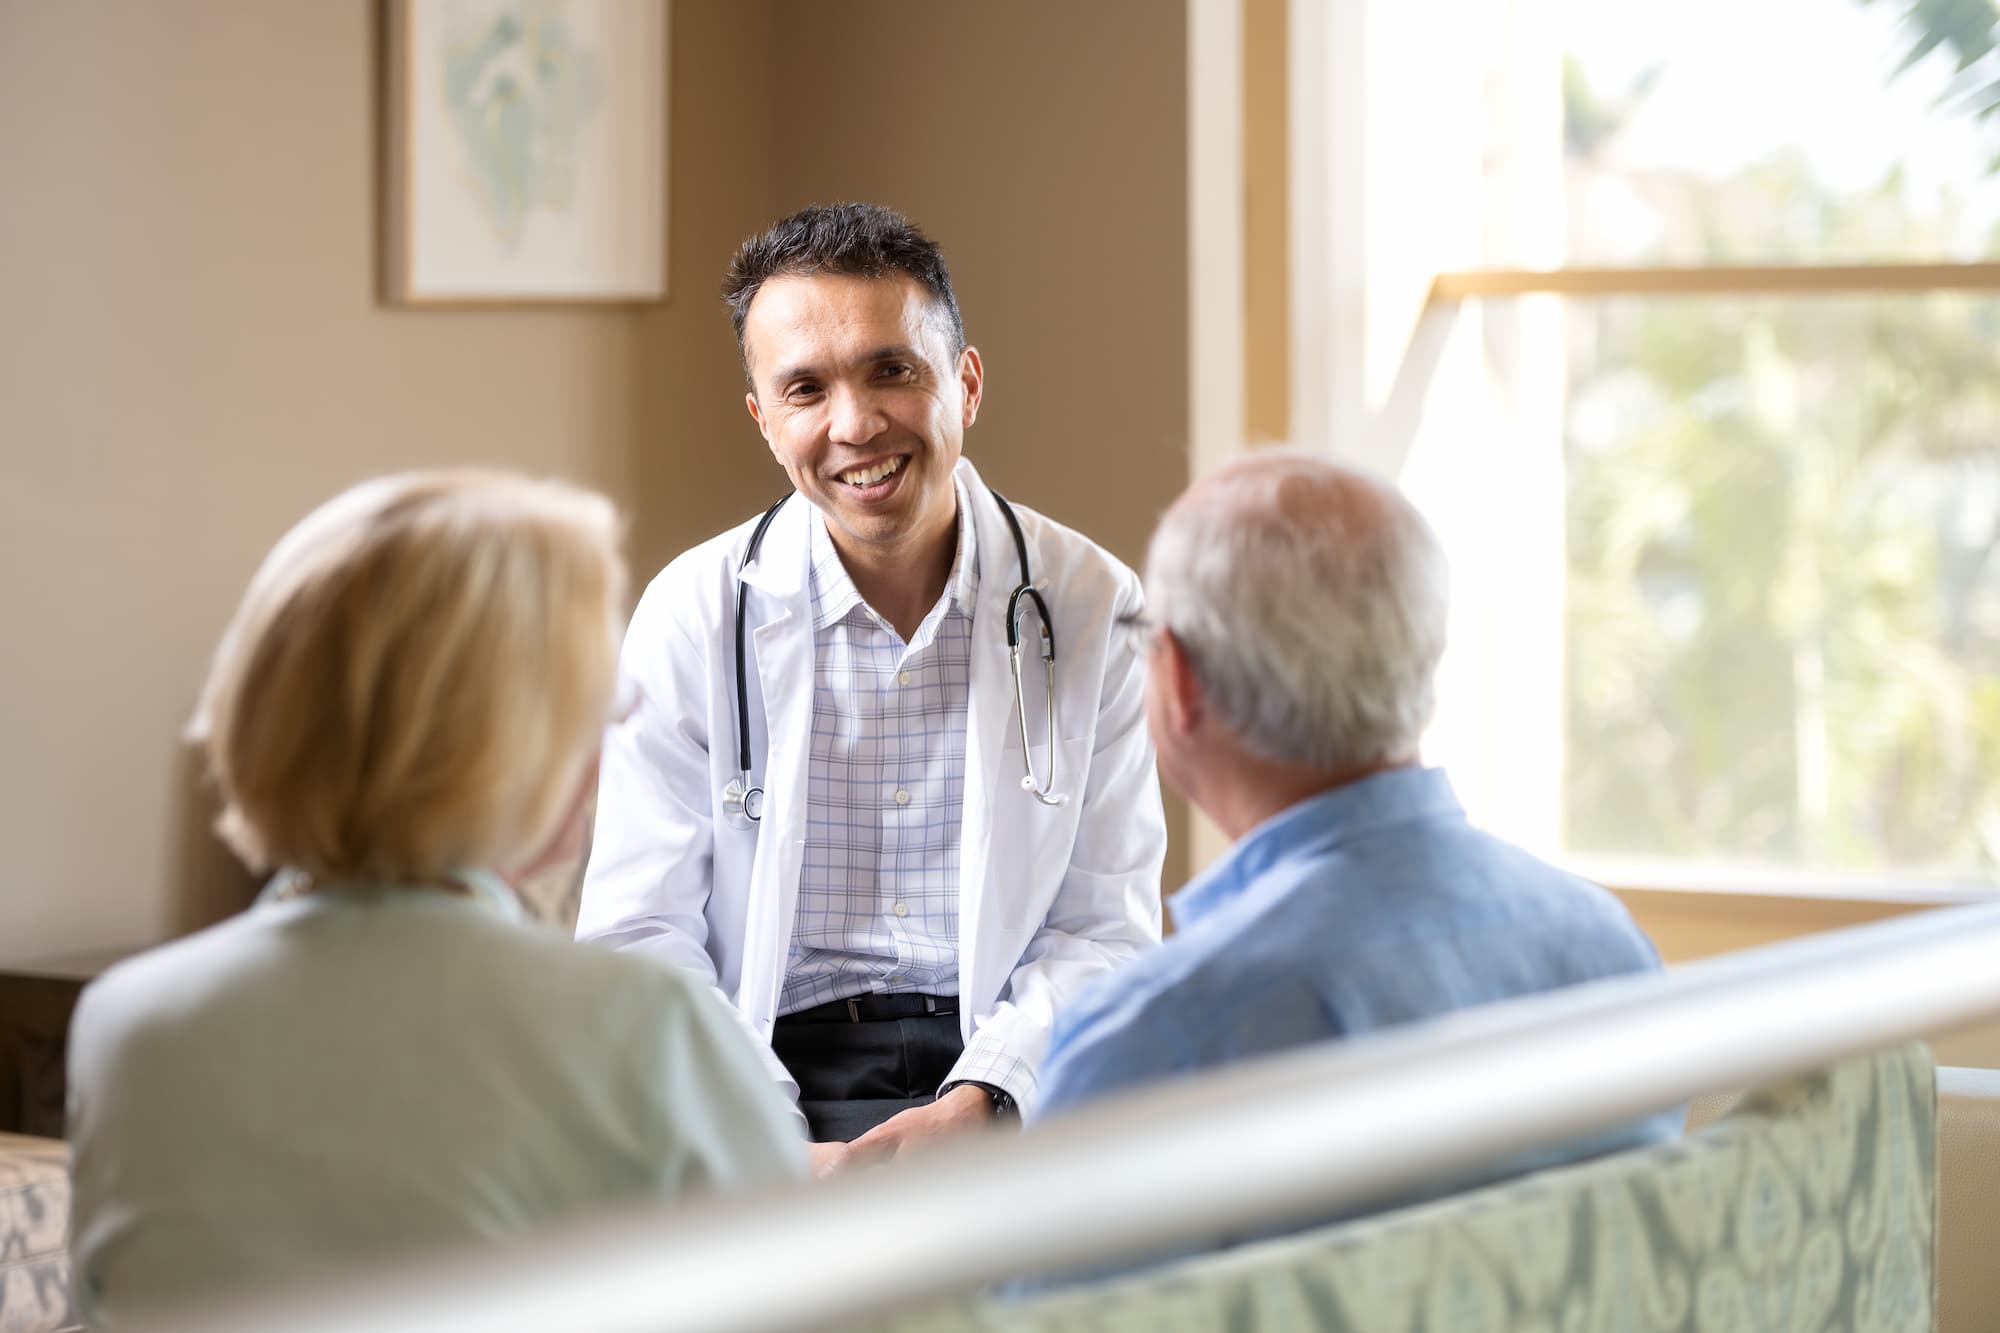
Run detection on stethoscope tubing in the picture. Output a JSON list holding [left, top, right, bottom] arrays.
[[733, 496, 792, 778], [723, 483, 1062, 824]]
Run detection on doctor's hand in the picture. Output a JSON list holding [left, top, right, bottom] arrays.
[[807, 1141, 852, 1178], [841, 1085, 995, 1168]]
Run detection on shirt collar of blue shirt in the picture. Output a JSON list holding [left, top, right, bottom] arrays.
[[1169, 766, 1466, 931], [807, 471, 981, 633]]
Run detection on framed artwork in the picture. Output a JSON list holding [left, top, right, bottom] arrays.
[[384, 0, 669, 305]]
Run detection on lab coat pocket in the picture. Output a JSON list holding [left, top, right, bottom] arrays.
[[996, 734, 1093, 931]]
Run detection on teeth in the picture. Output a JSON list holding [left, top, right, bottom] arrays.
[[840, 457, 904, 487]]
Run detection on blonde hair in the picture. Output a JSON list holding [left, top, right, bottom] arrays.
[[190, 470, 627, 883]]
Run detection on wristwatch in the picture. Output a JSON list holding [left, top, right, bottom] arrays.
[[944, 1080, 1019, 1121]]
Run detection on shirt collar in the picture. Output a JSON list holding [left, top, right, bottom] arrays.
[[807, 472, 981, 631], [806, 511, 867, 630], [1169, 766, 1465, 930], [258, 866, 527, 926]]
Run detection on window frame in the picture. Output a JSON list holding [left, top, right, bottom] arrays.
[[1283, 0, 2000, 898]]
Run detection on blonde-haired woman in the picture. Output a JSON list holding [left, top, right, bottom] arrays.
[[67, 471, 804, 1326]]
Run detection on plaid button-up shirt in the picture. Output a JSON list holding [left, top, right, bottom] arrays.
[[780, 478, 1026, 1096]]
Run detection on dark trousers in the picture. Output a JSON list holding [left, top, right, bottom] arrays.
[[771, 996, 965, 1142]]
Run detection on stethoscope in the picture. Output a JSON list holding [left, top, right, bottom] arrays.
[[721, 485, 1066, 825]]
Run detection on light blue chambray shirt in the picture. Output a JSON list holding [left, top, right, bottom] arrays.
[[67, 870, 806, 1327], [1037, 767, 1681, 1180]]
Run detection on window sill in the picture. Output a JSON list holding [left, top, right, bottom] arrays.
[[1561, 854, 1998, 908]]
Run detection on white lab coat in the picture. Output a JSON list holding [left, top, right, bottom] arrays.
[[577, 458, 1166, 1114]]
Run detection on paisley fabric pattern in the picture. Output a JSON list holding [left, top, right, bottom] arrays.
[[0, 1048, 1934, 1333], [863, 1045, 1935, 1333], [0, 1134, 76, 1333]]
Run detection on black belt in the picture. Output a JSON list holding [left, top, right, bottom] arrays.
[[779, 993, 958, 1024]]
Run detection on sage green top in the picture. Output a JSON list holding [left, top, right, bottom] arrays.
[[67, 870, 805, 1326]]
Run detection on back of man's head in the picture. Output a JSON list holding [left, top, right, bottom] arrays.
[[1146, 451, 1450, 773]]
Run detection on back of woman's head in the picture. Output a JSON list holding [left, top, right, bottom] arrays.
[[190, 470, 626, 883]]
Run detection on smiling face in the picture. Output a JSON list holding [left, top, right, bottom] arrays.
[[741, 273, 982, 568]]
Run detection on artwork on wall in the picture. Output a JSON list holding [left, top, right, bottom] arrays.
[[384, 0, 668, 305]]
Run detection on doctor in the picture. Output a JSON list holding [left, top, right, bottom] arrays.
[[577, 203, 1166, 1171]]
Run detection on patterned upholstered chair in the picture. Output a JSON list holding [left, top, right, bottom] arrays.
[[865, 1043, 1937, 1333], [2, 1045, 1950, 1332], [0, 1134, 75, 1333]]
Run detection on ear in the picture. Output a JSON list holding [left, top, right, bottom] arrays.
[[1157, 629, 1204, 738], [745, 390, 773, 447], [957, 346, 984, 429]]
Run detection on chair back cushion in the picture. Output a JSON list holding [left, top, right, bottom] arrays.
[[875, 1043, 1937, 1333]]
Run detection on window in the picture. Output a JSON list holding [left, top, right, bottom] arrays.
[[1294, 0, 2000, 889]]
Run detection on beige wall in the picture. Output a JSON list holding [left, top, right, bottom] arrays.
[[1242, 0, 1288, 443], [628, 4, 786, 579], [0, 1, 776, 956], [766, 2, 1191, 572], [0, 1, 1195, 957], [765, 1, 1195, 892], [638, 0, 1195, 588]]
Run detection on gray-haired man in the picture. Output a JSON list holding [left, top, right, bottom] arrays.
[[1036, 452, 1678, 1189]]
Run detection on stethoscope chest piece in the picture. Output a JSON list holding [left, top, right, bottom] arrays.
[[722, 774, 765, 825], [1007, 581, 1067, 808]]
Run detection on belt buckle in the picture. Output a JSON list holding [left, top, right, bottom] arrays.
[[847, 997, 863, 1023]]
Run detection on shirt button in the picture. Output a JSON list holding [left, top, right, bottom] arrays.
[[897, 670, 912, 686], [893, 902, 910, 918], [894, 788, 911, 806]]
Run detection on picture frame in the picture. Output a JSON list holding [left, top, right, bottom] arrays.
[[383, 0, 669, 306]]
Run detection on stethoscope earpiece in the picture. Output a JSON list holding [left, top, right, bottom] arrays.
[[723, 484, 1067, 823]]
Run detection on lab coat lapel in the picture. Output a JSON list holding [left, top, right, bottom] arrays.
[[958, 459, 1045, 1013], [740, 497, 812, 1032]]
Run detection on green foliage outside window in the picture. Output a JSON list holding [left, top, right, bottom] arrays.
[[1559, 7, 2000, 877]]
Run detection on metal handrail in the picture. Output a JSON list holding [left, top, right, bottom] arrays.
[[160, 901, 2000, 1333]]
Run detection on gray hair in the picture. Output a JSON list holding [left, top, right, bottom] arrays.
[[1145, 451, 1450, 771]]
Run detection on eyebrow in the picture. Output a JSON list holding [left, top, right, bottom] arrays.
[[767, 344, 925, 389]]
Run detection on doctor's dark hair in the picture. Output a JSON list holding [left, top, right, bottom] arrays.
[[722, 203, 966, 369]]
